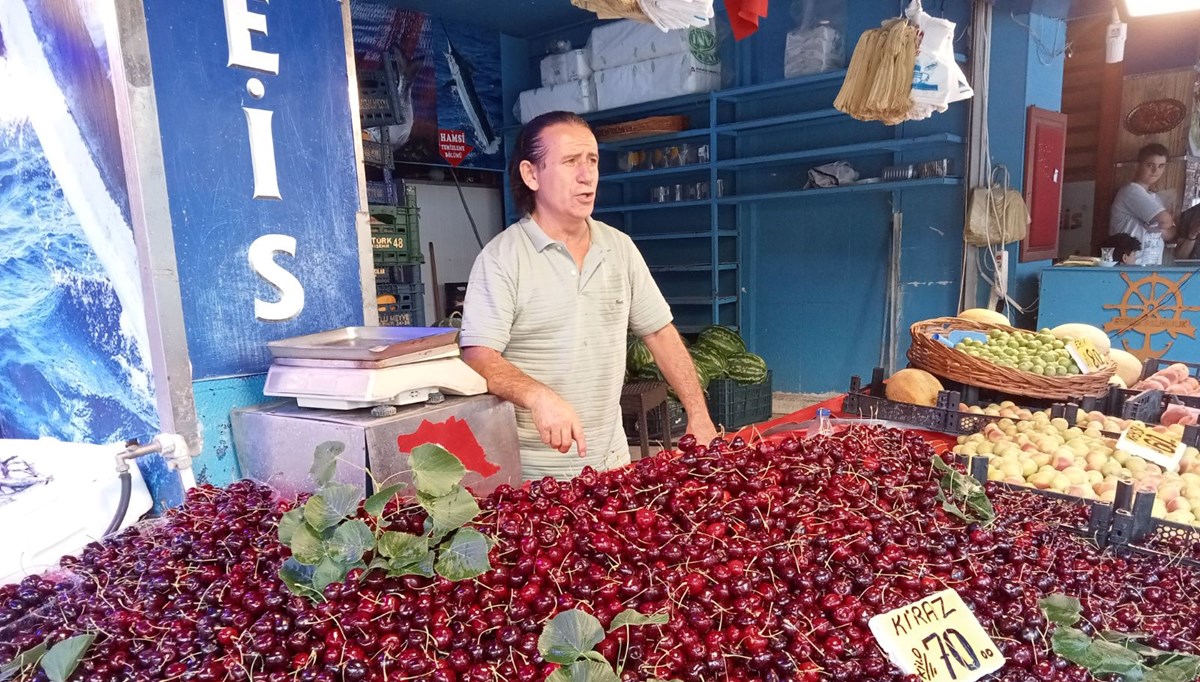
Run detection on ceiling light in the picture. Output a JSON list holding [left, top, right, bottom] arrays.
[[1121, 0, 1200, 17]]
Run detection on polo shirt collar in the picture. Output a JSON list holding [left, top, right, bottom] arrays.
[[520, 216, 613, 253]]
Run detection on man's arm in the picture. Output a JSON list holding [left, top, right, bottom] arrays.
[[641, 324, 718, 446], [1155, 210, 1178, 242], [461, 346, 586, 457]]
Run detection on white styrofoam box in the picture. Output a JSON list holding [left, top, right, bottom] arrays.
[[517, 78, 597, 123], [588, 19, 717, 72], [594, 51, 722, 112], [0, 438, 152, 584], [540, 49, 592, 87]]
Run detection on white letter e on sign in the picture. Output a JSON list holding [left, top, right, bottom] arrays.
[[249, 234, 305, 321], [223, 0, 279, 74]]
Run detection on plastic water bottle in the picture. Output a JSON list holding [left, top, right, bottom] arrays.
[[815, 408, 834, 437], [1141, 230, 1164, 266]]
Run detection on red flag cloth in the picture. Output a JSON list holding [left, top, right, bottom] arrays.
[[723, 0, 769, 41]]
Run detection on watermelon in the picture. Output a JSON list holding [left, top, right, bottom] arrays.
[[696, 325, 746, 358], [726, 352, 768, 384], [690, 345, 726, 379], [626, 336, 654, 373]]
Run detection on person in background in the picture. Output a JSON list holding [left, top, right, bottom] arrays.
[[460, 111, 718, 480], [1177, 204, 1200, 260], [1099, 233, 1142, 266], [1110, 143, 1176, 265]]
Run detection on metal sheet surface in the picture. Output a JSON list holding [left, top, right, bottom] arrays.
[[267, 327, 459, 362]]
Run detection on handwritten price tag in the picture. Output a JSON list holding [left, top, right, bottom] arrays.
[[1118, 423, 1186, 472], [1066, 339, 1106, 375], [869, 589, 1005, 682]]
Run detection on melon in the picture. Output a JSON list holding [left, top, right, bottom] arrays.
[[1109, 374, 1128, 389], [885, 368, 944, 407], [957, 308, 1009, 326], [696, 326, 746, 358], [726, 352, 768, 384], [626, 336, 654, 372], [1049, 323, 1111, 354], [1107, 348, 1143, 386]]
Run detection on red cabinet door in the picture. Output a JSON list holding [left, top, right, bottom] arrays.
[[1022, 106, 1069, 262]]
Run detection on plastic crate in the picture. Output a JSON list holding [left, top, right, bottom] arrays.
[[375, 264, 421, 285], [1106, 481, 1200, 569], [623, 399, 687, 442], [358, 68, 398, 128], [366, 180, 394, 205], [370, 205, 423, 265], [362, 129, 393, 169], [1130, 357, 1200, 409], [707, 371, 772, 430], [376, 283, 425, 327]]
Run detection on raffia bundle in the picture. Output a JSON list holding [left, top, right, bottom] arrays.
[[834, 19, 919, 125]]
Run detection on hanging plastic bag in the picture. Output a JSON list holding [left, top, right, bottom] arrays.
[[783, 0, 846, 78], [964, 167, 1029, 247], [904, 0, 973, 121]]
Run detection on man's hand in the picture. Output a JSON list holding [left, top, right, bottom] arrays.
[[687, 414, 720, 449], [530, 388, 588, 457]]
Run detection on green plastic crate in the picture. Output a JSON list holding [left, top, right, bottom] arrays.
[[369, 204, 423, 265]]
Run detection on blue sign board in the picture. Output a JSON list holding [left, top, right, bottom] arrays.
[[143, 0, 365, 379]]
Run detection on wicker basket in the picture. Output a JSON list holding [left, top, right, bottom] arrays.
[[908, 317, 1117, 400]]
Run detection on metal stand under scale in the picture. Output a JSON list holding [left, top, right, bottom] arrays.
[[263, 327, 487, 410]]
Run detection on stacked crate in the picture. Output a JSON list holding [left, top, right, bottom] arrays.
[[371, 185, 425, 326]]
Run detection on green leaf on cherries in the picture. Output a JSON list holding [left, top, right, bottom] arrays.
[[387, 551, 436, 578], [310, 441, 345, 487], [539, 609, 606, 666], [418, 486, 481, 538], [546, 659, 620, 682], [327, 520, 374, 564], [0, 639, 48, 681], [378, 531, 429, 564], [364, 484, 406, 519], [931, 457, 995, 526], [1145, 654, 1200, 682], [434, 528, 493, 581], [279, 558, 322, 600], [277, 508, 306, 545], [289, 523, 328, 565], [1039, 593, 1083, 627], [1052, 627, 1145, 678], [304, 483, 363, 532], [311, 557, 348, 592], [41, 633, 95, 682], [410, 444, 466, 497], [607, 609, 669, 631]]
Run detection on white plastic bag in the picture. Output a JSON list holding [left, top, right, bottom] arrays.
[[904, 0, 972, 121], [784, 0, 846, 78]]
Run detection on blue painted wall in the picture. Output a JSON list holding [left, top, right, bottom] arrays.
[[977, 10, 1066, 330]]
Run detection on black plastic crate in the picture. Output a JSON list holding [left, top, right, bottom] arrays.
[[358, 68, 398, 128], [707, 371, 772, 430], [375, 265, 421, 285], [1107, 481, 1200, 569], [376, 283, 424, 327], [623, 399, 687, 443], [366, 180, 394, 205], [363, 129, 394, 169]]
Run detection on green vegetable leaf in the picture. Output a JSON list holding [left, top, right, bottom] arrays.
[[0, 640, 48, 681], [327, 520, 374, 564], [931, 457, 995, 526], [1145, 654, 1200, 682], [387, 551, 436, 578], [279, 558, 322, 600], [580, 650, 610, 664], [378, 531, 429, 564], [410, 444, 466, 497], [608, 609, 669, 632], [364, 484, 406, 519], [277, 508, 306, 545], [41, 633, 95, 682], [1052, 628, 1145, 678], [538, 609, 606, 665], [304, 483, 363, 532], [435, 528, 493, 581], [547, 660, 620, 682], [419, 486, 481, 538], [290, 523, 327, 565], [310, 441, 345, 486], [311, 557, 348, 592], [1040, 594, 1084, 627]]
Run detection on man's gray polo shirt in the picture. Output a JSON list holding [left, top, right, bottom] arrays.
[[461, 216, 672, 480]]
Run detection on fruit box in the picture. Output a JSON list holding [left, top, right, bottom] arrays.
[[707, 371, 772, 430]]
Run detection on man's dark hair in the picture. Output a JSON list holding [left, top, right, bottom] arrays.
[[1101, 233, 1142, 262], [1137, 143, 1170, 163], [508, 111, 592, 217]]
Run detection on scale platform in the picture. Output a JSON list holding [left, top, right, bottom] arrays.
[[264, 327, 487, 410]]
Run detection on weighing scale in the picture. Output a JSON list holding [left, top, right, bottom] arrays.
[[264, 327, 487, 410]]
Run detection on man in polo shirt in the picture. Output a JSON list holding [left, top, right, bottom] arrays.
[[460, 111, 718, 480]]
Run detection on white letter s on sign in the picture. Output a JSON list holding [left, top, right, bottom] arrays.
[[249, 234, 304, 320]]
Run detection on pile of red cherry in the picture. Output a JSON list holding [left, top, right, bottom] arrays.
[[3, 426, 1200, 681]]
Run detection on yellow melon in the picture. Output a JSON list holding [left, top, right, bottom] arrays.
[[886, 369, 945, 407], [957, 308, 1010, 326], [1049, 323, 1111, 354], [1107, 348, 1143, 386]]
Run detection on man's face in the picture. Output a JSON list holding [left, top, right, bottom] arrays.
[[523, 123, 599, 223], [1136, 155, 1167, 186]]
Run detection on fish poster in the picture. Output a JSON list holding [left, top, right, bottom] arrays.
[[351, 3, 504, 170], [0, 0, 158, 444]]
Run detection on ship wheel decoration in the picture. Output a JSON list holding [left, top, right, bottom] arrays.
[[1103, 272, 1200, 360]]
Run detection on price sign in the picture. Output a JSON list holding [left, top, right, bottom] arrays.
[[1118, 423, 1186, 472], [1066, 338, 1106, 374], [869, 589, 1005, 682]]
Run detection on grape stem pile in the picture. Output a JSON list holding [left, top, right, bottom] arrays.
[[3, 427, 1200, 681]]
